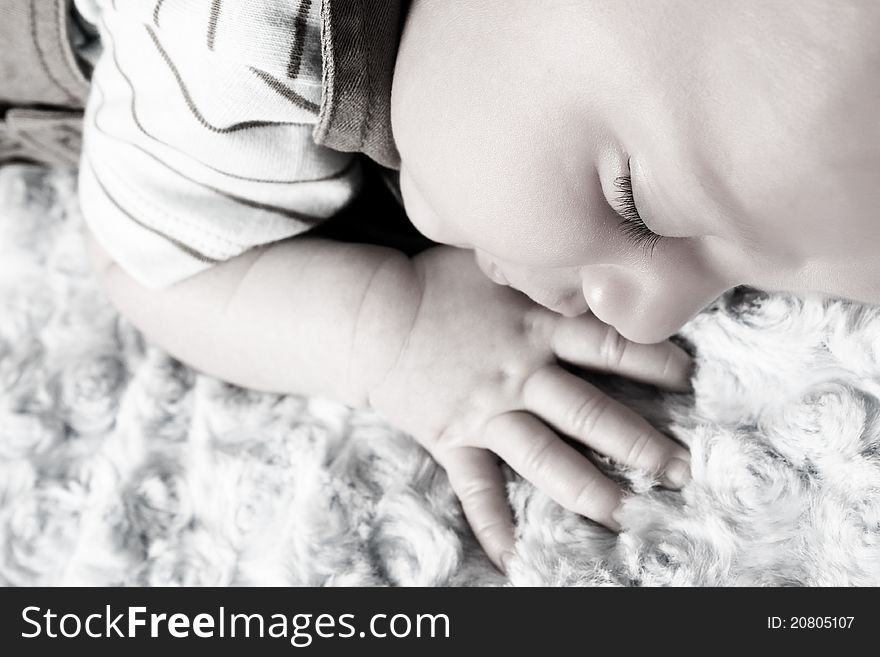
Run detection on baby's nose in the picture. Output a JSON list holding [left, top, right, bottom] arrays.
[[581, 264, 726, 344]]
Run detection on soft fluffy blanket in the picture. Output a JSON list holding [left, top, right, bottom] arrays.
[[1, 164, 879, 586]]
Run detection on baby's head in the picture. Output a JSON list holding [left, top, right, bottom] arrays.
[[391, 0, 880, 342]]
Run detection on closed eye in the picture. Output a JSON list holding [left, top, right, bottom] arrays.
[[613, 175, 662, 255]]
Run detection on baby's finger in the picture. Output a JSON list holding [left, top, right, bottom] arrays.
[[441, 447, 515, 572], [485, 411, 623, 529], [551, 314, 692, 392], [523, 366, 691, 488]]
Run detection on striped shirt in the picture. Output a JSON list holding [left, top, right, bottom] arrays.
[[79, 0, 364, 287]]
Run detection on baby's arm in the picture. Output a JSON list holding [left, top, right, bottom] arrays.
[[86, 231, 416, 409], [88, 232, 692, 570]]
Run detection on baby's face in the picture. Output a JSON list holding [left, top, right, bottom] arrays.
[[392, 0, 880, 343]]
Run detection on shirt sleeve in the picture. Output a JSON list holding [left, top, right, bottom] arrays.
[[78, 0, 361, 288], [313, 0, 405, 170]]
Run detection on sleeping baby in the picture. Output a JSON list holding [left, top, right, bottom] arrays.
[[71, 0, 879, 571]]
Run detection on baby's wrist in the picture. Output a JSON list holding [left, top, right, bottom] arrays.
[[347, 252, 424, 412]]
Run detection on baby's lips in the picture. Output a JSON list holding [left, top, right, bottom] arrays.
[[554, 293, 590, 318], [475, 253, 509, 285], [525, 288, 589, 318], [487, 263, 509, 286]]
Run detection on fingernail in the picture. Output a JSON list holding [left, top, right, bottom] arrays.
[[500, 551, 515, 575], [662, 457, 692, 489], [673, 367, 694, 393], [607, 514, 622, 533], [610, 502, 625, 529]]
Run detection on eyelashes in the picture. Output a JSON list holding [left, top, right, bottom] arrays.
[[612, 175, 662, 255]]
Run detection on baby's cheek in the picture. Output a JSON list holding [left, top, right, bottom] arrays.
[[399, 167, 458, 246], [495, 262, 587, 316]]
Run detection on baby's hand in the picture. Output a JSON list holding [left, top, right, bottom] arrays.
[[365, 247, 691, 571]]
